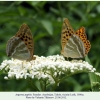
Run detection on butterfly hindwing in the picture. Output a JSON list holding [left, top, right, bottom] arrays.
[[6, 36, 31, 60], [75, 27, 91, 55], [63, 34, 85, 58]]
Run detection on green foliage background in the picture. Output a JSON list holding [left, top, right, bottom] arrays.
[[0, 1, 100, 91]]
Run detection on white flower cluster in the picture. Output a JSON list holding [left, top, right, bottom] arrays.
[[95, 72, 100, 76], [0, 55, 96, 84]]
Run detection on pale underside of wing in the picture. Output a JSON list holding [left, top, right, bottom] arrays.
[[61, 34, 85, 58], [6, 36, 31, 60]]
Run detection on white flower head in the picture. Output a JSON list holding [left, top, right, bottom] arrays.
[[0, 55, 95, 84]]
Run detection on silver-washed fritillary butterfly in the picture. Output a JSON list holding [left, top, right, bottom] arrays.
[[61, 18, 91, 58], [6, 23, 36, 61]]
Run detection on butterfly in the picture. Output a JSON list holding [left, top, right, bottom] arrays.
[[61, 18, 91, 58], [6, 23, 36, 61]]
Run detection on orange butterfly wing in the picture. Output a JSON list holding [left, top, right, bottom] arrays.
[[75, 27, 91, 55]]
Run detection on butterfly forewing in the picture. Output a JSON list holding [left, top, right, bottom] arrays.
[[61, 18, 75, 55]]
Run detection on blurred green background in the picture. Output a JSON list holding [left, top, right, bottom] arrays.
[[0, 1, 100, 91]]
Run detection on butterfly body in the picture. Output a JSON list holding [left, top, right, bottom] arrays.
[[6, 24, 36, 61], [61, 18, 91, 58]]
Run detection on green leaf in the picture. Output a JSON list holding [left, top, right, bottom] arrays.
[[0, 65, 7, 74], [40, 20, 53, 35]]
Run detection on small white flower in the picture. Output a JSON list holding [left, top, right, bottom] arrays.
[[95, 72, 100, 76], [0, 55, 95, 84], [4, 76, 8, 80]]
